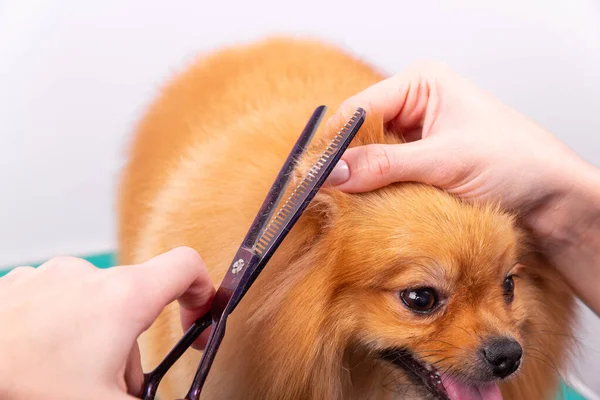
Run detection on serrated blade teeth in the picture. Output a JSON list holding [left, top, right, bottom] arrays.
[[254, 108, 363, 256]]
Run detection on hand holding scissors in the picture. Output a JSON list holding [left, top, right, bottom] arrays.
[[141, 105, 366, 400]]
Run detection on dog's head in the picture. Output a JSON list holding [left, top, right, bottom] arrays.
[[247, 111, 575, 400], [321, 184, 544, 399]]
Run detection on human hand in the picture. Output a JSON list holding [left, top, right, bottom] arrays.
[[324, 62, 600, 314], [0, 247, 215, 400], [327, 62, 591, 214], [325, 61, 600, 249]]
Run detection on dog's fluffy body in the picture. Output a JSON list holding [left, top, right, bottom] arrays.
[[117, 37, 575, 399]]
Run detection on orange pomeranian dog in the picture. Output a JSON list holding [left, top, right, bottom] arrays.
[[117, 37, 576, 399]]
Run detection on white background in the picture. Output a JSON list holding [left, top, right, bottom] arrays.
[[1, 0, 599, 397]]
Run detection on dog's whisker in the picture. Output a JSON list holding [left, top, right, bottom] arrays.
[[425, 356, 457, 367], [524, 353, 566, 383], [424, 339, 465, 351], [524, 328, 596, 351]]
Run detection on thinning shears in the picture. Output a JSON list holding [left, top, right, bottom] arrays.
[[141, 105, 366, 400]]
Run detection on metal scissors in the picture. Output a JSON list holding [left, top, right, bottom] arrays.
[[141, 105, 366, 400]]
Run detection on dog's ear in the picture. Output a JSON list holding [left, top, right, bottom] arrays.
[[290, 107, 388, 226]]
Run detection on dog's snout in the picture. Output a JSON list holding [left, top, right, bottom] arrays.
[[481, 337, 522, 379]]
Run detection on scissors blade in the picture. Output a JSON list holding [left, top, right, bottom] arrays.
[[212, 105, 328, 320], [248, 106, 327, 248], [238, 107, 366, 302], [184, 107, 366, 400]]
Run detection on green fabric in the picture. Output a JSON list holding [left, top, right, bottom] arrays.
[[0, 252, 115, 276], [0, 252, 589, 399], [560, 383, 588, 400]]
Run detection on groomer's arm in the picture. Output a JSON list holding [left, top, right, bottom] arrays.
[[324, 61, 600, 315], [534, 173, 600, 313], [0, 246, 215, 400], [544, 170, 600, 313]]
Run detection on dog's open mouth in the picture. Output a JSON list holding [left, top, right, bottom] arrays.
[[381, 349, 503, 400]]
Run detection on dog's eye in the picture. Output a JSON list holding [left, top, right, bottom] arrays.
[[400, 288, 438, 314], [503, 275, 516, 303]]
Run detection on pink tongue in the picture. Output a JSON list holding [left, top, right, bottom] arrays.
[[440, 373, 502, 400]]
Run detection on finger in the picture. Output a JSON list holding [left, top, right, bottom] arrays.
[[118, 246, 215, 330], [180, 297, 214, 350], [335, 61, 449, 131], [188, 323, 213, 351], [124, 341, 144, 398], [0, 266, 35, 283], [325, 140, 442, 193]]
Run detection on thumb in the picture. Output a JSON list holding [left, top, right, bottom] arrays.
[[324, 140, 442, 193], [118, 246, 216, 331]]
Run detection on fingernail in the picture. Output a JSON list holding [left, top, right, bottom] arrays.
[[326, 160, 350, 186]]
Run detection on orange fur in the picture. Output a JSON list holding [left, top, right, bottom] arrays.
[[117, 37, 576, 399]]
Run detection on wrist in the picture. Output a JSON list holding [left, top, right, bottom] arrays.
[[545, 160, 600, 247], [528, 159, 600, 314]]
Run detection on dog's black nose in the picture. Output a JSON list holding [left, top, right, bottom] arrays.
[[482, 337, 522, 379]]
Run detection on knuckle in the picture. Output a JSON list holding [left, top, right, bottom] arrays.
[[363, 144, 393, 178], [41, 256, 92, 270], [173, 246, 204, 269], [5, 265, 35, 278]]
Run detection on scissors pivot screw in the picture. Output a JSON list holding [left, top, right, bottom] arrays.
[[231, 259, 245, 274]]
